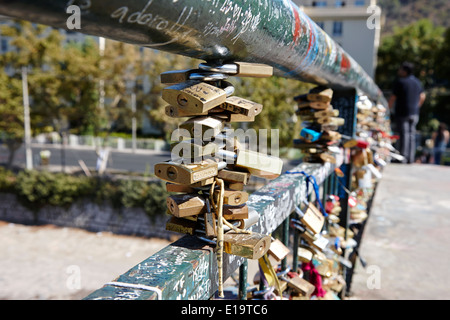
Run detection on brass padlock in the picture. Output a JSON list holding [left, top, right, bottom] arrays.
[[166, 183, 196, 193], [170, 139, 219, 160], [198, 61, 273, 78], [165, 216, 197, 235], [154, 160, 225, 185], [217, 149, 283, 180], [298, 101, 330, 110], [166, 193, 206, 218], [222, 204, 249, 220], [297, 245, 314, 263], [179, 116, 225, 140], [223, 232, 271, 260], [218, 96, 263, 118], [162, 80, 230, 114], [295, 202, 325, 235], [268, 238, 290, 262], [220, 189, 249, 206], [284, 273, 315, 297], [307, 88, 333, 103], [329, 117, 345, 127]]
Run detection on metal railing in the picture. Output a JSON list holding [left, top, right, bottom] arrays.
[[83, 157, 343, 300]]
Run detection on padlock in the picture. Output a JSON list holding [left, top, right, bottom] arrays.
[[202, 198, 217, 238], [154, 160, 226, 185], [162, 80, 231, 114], [216, 149, 283, 180], [198, 61, 273, 78], [166, 193, 206, 218], [223, 232, 271, 260], [297, 101, 330, 110], [165, 105, 225, 118], [170, 139, 219, 161], [283, 273, 315, 297], [297, 245, 314, 263], [329, 117, 345, 127], [222, 204, 249, 220], [220, 189, 249, 206], [268, 238, 290, 262], [291, 219, 329, 252], [295, 202, 325, 235], [218, 96, 263, 117], [321, 130, 342, 142], [226, 182, 245, 191], [160, 69, 200, 85], [165, 183, 196, 193], [300, 128, 322, 142], [179, 116, 225, 139], [307, 87, 333, 103], [165, 216, 197, 235]]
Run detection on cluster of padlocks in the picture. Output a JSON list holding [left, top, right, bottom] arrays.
[[293, 86, 345, 164], [153, 61, 284, 297]]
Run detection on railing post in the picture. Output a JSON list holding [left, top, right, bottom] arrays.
[[331, 88, 358, 298], [238, 260, 248, 300]]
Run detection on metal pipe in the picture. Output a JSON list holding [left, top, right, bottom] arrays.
[[0, 0, 386, 104]]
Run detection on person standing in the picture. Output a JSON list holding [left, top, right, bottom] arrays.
[[388, 62, 426, 163], [431, 122, 449, 165]]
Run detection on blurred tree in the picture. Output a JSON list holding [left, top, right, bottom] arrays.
[[0, 69, 24, 168], [233, 76, 313, 149], [376, 19, 445, 91]]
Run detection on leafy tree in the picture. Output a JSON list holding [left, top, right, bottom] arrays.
[[0, 69, 24, 168], [375, 19, 445, 91]]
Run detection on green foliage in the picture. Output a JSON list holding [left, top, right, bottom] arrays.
[[376, 19, 445, 90], [14, 170, 94, 208], [0, 168, 169, 218]]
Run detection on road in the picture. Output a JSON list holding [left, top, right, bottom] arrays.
[[1, 144, 171, 174], [1, 144, 300, 174]]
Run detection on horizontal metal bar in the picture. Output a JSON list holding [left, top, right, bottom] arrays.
[[0, 0, 385, 104], [84, 152, 343, 300]]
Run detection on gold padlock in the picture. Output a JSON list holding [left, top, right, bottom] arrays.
[[223, 232, 271, 260], [307, 88, 333, 103], [285, 274, 315, 297], [165, 216, 197, 235], [179, 116, 225, 140], [220, 189, 249, 206], [170, 139, 219, 160], [268, 238, 290, 262], [166, 193, 206, 218], [217, 149, 283, 180], [218, 96, 263, 118], [222, 204, 249, 220], [154, 160, 225, 185], [162, 80, 229, 114], [296, 203, 325, 235]]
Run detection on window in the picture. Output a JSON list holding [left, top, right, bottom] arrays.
[[333, 21, 343, 37], [316, 22, 325, 30], [312, 1, 327, 7], [1, 39, 8, 53]]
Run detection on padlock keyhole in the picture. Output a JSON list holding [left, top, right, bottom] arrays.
[[177, 94, 188, 107]]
